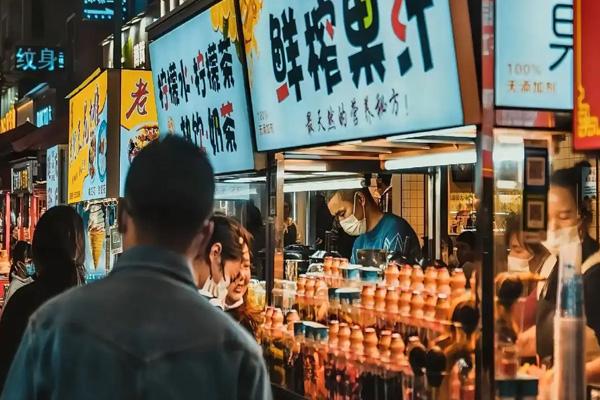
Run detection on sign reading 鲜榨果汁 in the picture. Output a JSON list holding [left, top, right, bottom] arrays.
[[148, 0, 255, 174], [495, 0, 573, 110], [244, 0, 466, 151], [15, 46, 65, 72], [574, 0, 600, 150]]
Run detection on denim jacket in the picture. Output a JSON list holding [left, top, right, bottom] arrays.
[[1, 246, 272, 400]]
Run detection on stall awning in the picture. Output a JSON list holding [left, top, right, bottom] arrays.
[[0, 122, 37, 158], [11, 117, 68, 153]]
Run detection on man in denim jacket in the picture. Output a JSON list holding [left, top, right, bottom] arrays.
[[1, 137, 271, 400]]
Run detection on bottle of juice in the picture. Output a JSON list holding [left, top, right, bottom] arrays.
[[325, 321, 339, 399], [346, 325, 364, 399], [286, 322, 305, 396], [361, 328, 380, 400], [270, 308, 286, 386], [335, 323, 351, 400]]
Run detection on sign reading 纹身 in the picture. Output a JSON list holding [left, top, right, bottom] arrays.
[[15, 46, 66, 72], [495, 0, 573, 110], [244, 0, 464, 151], [68, 71, 108, 203], [148, 0, 255, 174], [574, 0, 600, 150]]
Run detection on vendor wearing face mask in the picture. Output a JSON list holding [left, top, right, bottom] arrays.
[[327, 188, 421, 263], [517, 162, 600, 369]]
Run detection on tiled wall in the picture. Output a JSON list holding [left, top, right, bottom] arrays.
[[553, 134, 598, 239], [399, 174, 425, 245]]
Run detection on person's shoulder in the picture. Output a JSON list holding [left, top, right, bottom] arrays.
[[381, 213, 414, 232]]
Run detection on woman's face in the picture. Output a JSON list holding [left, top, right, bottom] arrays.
[[547, 185, 579, 231], [509, 233, 532, 260], [226, 244, 251, 303]]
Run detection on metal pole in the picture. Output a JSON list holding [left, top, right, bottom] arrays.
[[477, 0, 496, 397], [113, 0, 123, 69]]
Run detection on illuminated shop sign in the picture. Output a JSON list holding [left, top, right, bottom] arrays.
[[36, 106, 53, 127], [496, 0, 573, 110], [83, 0, 127, 21], [15, 46, 66, 72]]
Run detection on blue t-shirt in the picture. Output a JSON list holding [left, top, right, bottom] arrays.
[[351, 214, 421, 263]]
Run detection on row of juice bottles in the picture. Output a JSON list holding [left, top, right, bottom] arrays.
[[260, 307, 478, 400], [259, 261, 480, 399]]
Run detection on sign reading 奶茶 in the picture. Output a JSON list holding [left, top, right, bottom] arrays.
[[15, 46, 66, 72], [244, 0, 464, 151], [119, 70, 159, 196], [574, 0, 600, 149], [496, 0, 573, 110], [148, 0, 255, 174], [68, 71, 109, 203]]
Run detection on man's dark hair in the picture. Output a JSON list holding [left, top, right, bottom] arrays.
[[551, 161, 592, 223], [378, 173, 392, 187], [33, 206, 85, 286], [206, 214, 253, 265], [326, 187, 376, 206], [124, 136, 215, 249], [457, 230, 476, 250]]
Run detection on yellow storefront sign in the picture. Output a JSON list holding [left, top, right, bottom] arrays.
[[0, 107, 16, 133], [68, 71, 108, 203], [119, 70, 159, 195]]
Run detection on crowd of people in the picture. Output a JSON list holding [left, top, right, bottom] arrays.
[[0, 137, 271, 399]]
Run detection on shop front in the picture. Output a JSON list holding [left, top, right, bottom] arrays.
[[67, 68, 159, 280], [147, 0, 268, 281], [228, 0, 486, 398]]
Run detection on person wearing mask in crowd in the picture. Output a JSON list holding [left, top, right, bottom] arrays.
[[195, 214, 250, 309], [517, 162, 600, 380], [503, 213, 549, 331], [224, 231, 261, 337], [3, 241, 34, 308], [376, 173, 393, 213], [327, 188, 421, 263], [283, 200, 298, 247], [0, 206, 86, 390], [1, 137, 271, 399]]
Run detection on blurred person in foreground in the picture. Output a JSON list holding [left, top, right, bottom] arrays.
[[1, 137, 271, 400], [0, 206, 85, 391], [516, 162, 600, 386], [3, 241, 34, 308]]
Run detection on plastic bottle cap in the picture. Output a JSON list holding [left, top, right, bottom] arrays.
[[497, 379, 518, 397], [518, 378, 538, 397]]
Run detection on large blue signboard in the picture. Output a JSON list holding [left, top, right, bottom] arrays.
[[244, 0, 464, 151], [495, 0, 573, 110], [149, 1, 255, 174]]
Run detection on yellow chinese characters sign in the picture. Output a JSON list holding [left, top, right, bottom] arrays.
[[0, 107, 16, 133], [119, 70, 159, 195], [68, 71, 108, 203]]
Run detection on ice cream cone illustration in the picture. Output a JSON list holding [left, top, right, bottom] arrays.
[[88, 205, 105, 270]]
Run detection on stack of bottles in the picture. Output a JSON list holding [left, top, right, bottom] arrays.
[[260, 262, 480, 399]]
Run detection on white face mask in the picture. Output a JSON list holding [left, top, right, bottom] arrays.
[[339, 193, 367, 236], [507, 255, 532, 272], [543, 225, 580, 255]]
